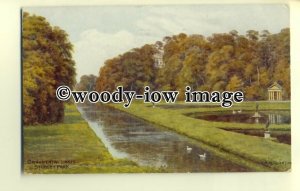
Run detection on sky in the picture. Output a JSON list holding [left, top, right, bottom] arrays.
[[23, 5, 289, 82]]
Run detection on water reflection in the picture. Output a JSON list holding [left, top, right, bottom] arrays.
[[186, 110, 291, 145], [268, 113, 283, 124], [187, 110, 290, 124], [222, 129, 291, 145], [77, 104, 251, 172]]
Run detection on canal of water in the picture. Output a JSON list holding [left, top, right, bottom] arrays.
[[77, 104, 252, 172]]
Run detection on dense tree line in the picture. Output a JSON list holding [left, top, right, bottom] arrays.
[[95, 28, 290, 100], [96, 44, 158, 94], [23, 12, 76, 125], [76, 74, 97, 91]]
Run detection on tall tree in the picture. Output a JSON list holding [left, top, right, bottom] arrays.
[[22, 12, 76, 125]]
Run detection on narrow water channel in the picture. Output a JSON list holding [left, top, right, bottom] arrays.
[[77, 104, 252, 172]]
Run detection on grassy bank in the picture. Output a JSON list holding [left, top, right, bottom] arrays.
[[111, 101, 291, 171], [23, 104, 160, 173], [155, 101, 291, 131]]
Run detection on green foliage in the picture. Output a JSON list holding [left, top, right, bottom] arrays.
[[96, 44, 157, 94], [22, 12, 76, 125], [75, 74, 97, 91], [226, 75, 243, 91], [24, 104, 161, 173], [96, 29, 290, 101]]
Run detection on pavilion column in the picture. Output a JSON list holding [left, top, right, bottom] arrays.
[[271, 91, 273, 101], [270, 91, 273, 101]]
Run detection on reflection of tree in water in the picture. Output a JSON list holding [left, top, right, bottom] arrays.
[[79, 103, 250, 172], [191, 111, 290, 124], [101, 108, 247, 172]]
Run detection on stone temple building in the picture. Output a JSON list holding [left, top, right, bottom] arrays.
[[268, 82, 283, 101]]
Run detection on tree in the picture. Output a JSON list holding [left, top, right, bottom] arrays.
[[76, 74, 97, 91], [226, 75, 243, 91], [95, 29, 290, 101], [22, 12, 76, 125], [96, 44, 157, 94]]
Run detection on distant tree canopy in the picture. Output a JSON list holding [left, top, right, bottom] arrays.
[[96, 44, 157, 94], [23, 12, 76, 125], [76, 74, 97, 91], [95, 29, 290, 100]]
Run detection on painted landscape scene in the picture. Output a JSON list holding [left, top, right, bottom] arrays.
[[22, 5, 290, 173]]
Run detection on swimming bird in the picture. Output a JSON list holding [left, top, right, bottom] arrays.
[[232, 110, 236, 114], [237, 109, 242, 113], [186, 146, 192, 152], [198, 153, 206, 160]]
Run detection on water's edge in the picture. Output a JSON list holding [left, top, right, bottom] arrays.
[[81, 104, 276, 171]]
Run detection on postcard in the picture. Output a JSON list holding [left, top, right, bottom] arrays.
[[22, 4, 291, 173]]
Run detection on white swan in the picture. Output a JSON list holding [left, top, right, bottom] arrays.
[[237, 109, 242, 113], [232, 110, 236, 114], [198, 153, 206, 159], [186, 146, 192, 152]]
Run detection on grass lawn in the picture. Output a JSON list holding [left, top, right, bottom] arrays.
[[155, 101, 291, 130], [111, 101, 291, 171], [23, 104, 160, 173]]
